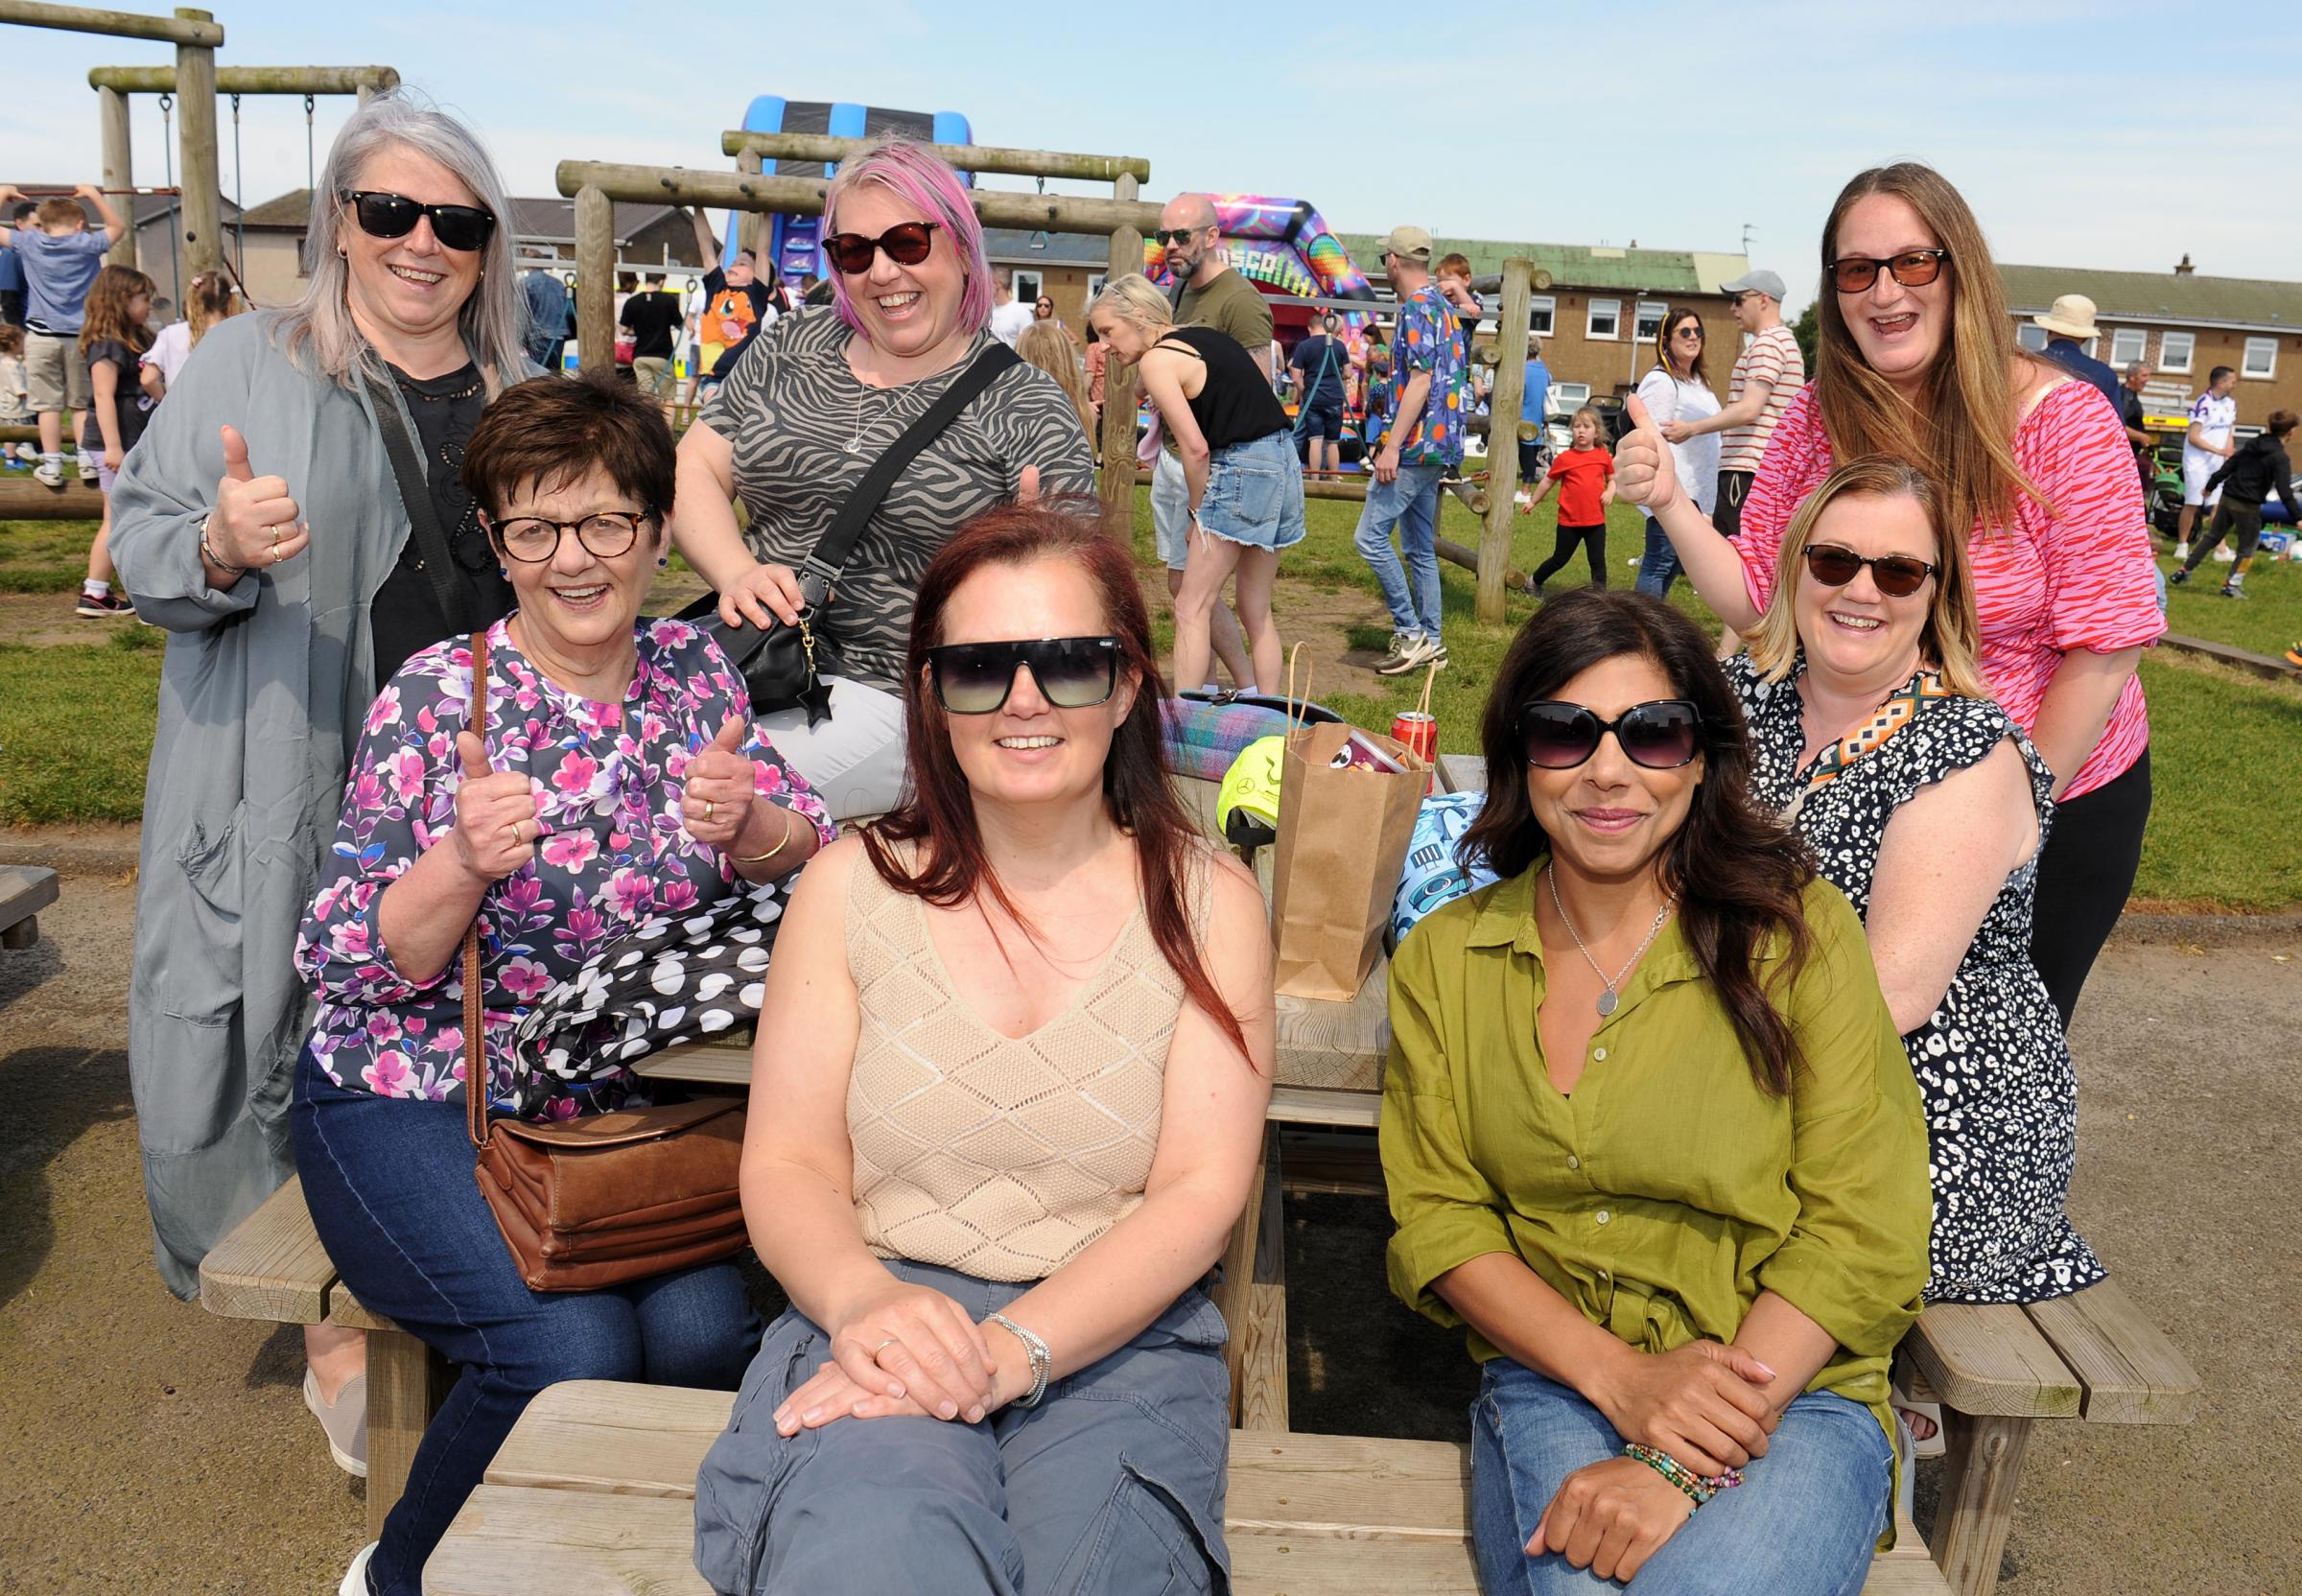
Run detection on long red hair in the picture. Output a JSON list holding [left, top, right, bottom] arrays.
[[861, 503, 1249, 1060]]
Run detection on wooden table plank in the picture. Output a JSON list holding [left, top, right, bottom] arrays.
[[2022, 1279, 2200, 1425], [0, 864, 59, 949], [1899, 1302, 2082, 1420], [196, 1175, 335, 1325], [1436, 754, 1486, 796]]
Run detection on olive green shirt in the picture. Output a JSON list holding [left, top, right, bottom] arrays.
[[1380, 868, 1930, 1466]]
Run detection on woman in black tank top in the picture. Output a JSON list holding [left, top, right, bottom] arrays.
[[1089, 274, 1305, 696]]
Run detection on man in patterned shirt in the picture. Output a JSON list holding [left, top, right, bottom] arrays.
[[1354, 224, 1468, 675], [1662, 269, 1803, 545]]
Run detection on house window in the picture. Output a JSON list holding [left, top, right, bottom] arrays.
[[2158, 331, 2195, 374], [2016, 323, 2049, 353], [2109, 327, 2147, 366], [1012, 270, 1044, 303], [2243, 337, 2278, 380], [1529, 294, 1555, 337], [1587, 298, 1622, 340], [1086, 272, 1106, 298], [1633, 300, 1668, 342]]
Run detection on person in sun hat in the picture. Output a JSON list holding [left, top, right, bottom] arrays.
[[2032, 293, 2122, 413]]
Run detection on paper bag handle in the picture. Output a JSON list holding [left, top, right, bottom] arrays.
[[1413, 661, 1438, 723], [1283, 642, 1314, 735]]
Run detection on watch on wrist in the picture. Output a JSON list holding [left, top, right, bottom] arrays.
[[986, 1311, 1052, 1409]]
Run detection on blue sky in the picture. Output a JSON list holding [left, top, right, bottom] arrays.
[[7, 1, 2295, 311]]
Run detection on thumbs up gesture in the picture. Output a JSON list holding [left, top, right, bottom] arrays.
[[450, 731, 544, 882], [681, 715, 758, 849], [209, 424, 308, 571], [1610, 395, 1681, 514]]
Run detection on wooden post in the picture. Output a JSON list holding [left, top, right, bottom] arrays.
[[97, 84, 134, 269], [734, 149, 763, 259], [88, 64, 400, 93], [554, 161, 1162, 238], [573, 184, 615, 376], [0, 1, 223, 43], [172, 9, 220, 289], [1096, 174, 1143, 546], [1476, 258, 1535, 624]]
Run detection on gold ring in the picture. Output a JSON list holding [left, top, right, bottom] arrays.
[[872, 1338, 897, 1356], [703, 798, 716, 822], [503, 821, 521, 846]]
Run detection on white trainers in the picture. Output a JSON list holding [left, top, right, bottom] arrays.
[[339, 1540, 378, 1596], [1377, 633, 1441, 677], [2173, 542, 2191, 560], [1373, 631, 1421, 672], [2212, 545, 2237, 563], [304, 1367, 368, 1478], [33, 458, 63, 489]]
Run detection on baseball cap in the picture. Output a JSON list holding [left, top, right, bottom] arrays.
[[1378, 225, 1434, 263], [1720, 270, 1786, 301]]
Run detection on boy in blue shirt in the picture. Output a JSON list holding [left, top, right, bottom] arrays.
[[0, 183, 127, 489]]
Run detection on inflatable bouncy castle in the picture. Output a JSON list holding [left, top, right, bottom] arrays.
[[722, 97, 975, 283], [1145, 196, 1379, 317]]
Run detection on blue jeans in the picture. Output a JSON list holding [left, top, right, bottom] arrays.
[[1634, 516, 1681, 598], [290, 1049, 759, 1596], [1353, 461, 1445, 641], [1469, 1360, 1892, 1596], [694, 1261, 1232, 1595]]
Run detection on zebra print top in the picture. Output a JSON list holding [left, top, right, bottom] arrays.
[[699, 307, 1097, 691]]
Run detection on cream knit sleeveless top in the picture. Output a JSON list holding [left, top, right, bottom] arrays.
[[843, 846, 1207, 1282]]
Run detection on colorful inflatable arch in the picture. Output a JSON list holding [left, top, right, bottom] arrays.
[[1146, 195, 1378, 316], [725, 97, 974, 284]]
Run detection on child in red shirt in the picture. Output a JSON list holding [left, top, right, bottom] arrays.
[[1526, 406, 1616, 591]]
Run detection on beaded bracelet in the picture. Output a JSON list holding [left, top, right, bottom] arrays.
[[1623, 1443, 1745, 1510]]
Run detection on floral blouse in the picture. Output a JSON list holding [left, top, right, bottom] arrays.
[[294, 615, 834, 1117]]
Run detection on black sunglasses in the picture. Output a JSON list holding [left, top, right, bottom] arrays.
[[1829, 248, 1950, 294], [491, 511, 646, 564], [823, 222, 939, 275], [1519, 699, 1703, 771], [927, 636, 1121, 715], [1801, 543, 1938, 598], [339, 189, 496, 252], [1151, 227, 1208, 247]]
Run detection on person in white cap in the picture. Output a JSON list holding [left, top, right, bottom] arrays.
[[1661, 269, 1804, 550], [2032, 293, 2122, 414]]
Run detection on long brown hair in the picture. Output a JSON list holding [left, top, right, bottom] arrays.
[[1458, 590, 1815, 1095], [1816, 162, 2046, 537], [1654, 305, 1707, 386], [863, 504, 1249, 1059], [78, 265, 156, 357], [1745, 456, 1988, 698]]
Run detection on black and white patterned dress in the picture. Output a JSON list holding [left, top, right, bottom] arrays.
[[1728, 653, 2106, 1303], [699, 308, 1096, 692]]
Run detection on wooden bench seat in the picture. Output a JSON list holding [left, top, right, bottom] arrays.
[[0, 864, 59, 950], [426, 1380, 1945, 1596]]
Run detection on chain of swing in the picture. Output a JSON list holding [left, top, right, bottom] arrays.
[[153, 90, 323, 302]]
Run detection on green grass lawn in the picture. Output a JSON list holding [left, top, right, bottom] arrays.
[[5, 495, 2299, 908], [2154, 536, 2302, 659]]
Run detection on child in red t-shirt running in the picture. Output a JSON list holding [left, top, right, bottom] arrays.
[[1525, 405, 1616, 592]]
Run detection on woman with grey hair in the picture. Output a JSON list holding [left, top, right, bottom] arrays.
[[107, 88, 528, 1486]]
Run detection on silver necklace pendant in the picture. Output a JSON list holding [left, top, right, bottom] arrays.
[[842, 435, 864, 454], [1596, 988, 1619, 1018]]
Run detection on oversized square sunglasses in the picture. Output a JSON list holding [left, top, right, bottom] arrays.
[[1518, 699, 1703, 770], [926, 636, 1121, 716]]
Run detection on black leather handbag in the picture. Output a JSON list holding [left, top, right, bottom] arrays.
[[681, 341, 1022, 726]]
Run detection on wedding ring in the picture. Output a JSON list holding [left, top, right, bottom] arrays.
[[704, 798, 716, 822], [872, 1338, 898, 1356], [503, 821, 521, 846]]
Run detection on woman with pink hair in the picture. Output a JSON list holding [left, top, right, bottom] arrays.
[[672, 139, 1095, 820]]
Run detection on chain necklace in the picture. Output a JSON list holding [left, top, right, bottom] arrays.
[[1546, 866, 1680, 1018]]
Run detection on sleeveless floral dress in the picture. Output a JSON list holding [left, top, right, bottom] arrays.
[[1728, 654, 2105, 1303]]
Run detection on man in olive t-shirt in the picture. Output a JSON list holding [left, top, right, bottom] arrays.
[[1148, 193, 1274, 692]]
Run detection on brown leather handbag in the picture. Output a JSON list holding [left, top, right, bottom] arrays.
[[459, 627, 751, 1292]]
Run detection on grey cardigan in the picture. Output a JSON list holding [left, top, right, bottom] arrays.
[[108, 312, 520, 1296]]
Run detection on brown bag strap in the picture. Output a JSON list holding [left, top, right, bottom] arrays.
[[464, 627, 492, 1153]]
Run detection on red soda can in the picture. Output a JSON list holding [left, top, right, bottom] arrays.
[[1392, 710, 1438, 791]]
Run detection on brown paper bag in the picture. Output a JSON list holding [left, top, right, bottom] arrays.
[[1270, 649, 1431, 1000]]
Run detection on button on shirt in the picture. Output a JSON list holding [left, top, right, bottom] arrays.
[[1379, 866, 1930, 1462]]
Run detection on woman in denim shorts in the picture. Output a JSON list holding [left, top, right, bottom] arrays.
[[1090, 275, 1304, 697]]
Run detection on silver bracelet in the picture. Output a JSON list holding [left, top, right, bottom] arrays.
[[986, 1311, 1052, 1409]]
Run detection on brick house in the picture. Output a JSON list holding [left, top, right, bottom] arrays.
[[2000, 258, 2302, 426]]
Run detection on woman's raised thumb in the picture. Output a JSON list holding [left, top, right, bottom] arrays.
[[456, 730, 493, 779]]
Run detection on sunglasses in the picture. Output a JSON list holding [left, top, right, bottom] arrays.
[[1519, 699, 1703, 770], [339, 189, 495, 252], [1801, 542, 1937, 598], [927, 636, 1121, 715], [823, 222, 939, 275], [1828, 248, 1950, 294], [1671, 325, 1704, 339], [1150, 227, 1208, 247], [492, 511, 646, 564]]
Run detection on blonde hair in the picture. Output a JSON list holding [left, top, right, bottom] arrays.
[[1017, 321, 1093, 442], [184, 271, 244, 347], [1745, 456, 1987, 698], [1088, 273, 1176, 333], [1816, 163, 2046, 537], [276, 88, 526, 390], [1568, 404, 1607, 447]]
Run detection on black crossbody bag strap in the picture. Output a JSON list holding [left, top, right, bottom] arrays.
[[363, 370, 474, 634], [793, 340, 1023, 598]]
